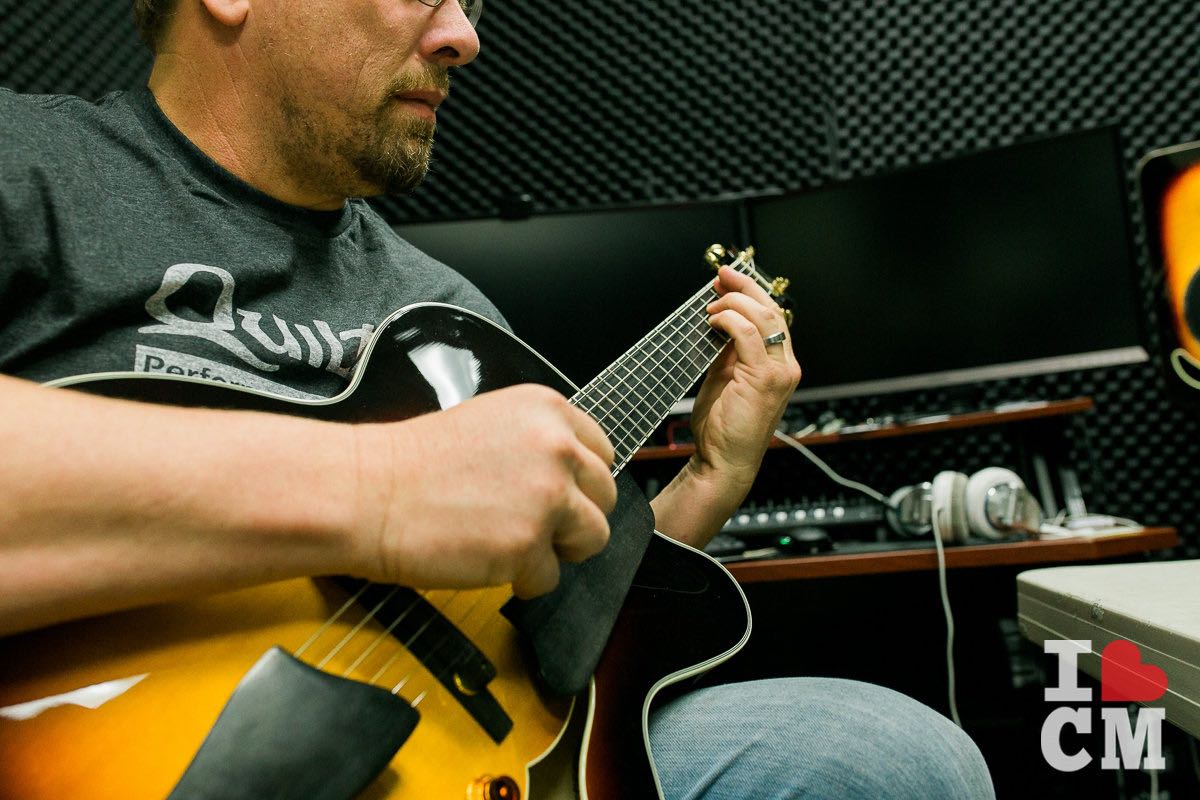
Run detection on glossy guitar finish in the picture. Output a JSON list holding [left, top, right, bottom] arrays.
[[0, 303, 751, 800]]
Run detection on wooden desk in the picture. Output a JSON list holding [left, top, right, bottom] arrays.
[[726, 527, 1179, 583]]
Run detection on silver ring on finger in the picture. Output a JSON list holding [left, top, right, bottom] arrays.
[[763, 331, 787, 347]]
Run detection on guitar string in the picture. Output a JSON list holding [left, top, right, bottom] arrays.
[[307, 283, 732, 690], [325, 587, 462, 686], [293, 581, 371, 657], [574, 282, 717, 421], [364, 305, 732, 699], [577, 303, 717, 454], [383, 601, 445, 691], [301, 306, 716, 669], [573, 261, 749, 458], [586, 311, 727, 470], [375, 587, 494, 707], [578, 247, 755, 406], [610, 328, 722, 450], [315, 586, 401, 669], [300, 583, 425, 674], [366, 642, 409, 686], [377, 585, 527, 703], [305, 310, 724, 689], [574, 268, 745, 452], [346, 587, 490, 694], [386, 601, 476, 696], [332, 589, 455, 690], [298, 255, 761, 701], [339, 605, 411, 678], [339, 588, 464, 678]]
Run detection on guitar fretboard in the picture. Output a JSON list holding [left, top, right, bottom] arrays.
[[571, 259, 753, 472]]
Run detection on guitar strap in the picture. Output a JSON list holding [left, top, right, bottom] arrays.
[[502, 471, 655, 697]]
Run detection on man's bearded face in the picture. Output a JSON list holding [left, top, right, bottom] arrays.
[[276, 63, 450, 198], [350, 65, 451, 195]]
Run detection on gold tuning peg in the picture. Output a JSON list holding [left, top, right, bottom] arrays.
[[770, 276, 790, 297], [704, 243, 727, 271]]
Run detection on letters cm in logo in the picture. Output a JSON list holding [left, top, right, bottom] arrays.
[[1040, 639, 1168, 772]]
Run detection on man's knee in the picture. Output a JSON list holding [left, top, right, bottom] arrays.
[[649, 677, 995, 800]]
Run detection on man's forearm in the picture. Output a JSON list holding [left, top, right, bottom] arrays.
[[648, 456, 756, 549], [0, 375, 361, 635]]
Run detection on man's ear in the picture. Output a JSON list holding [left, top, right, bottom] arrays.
[[200, 0, 250, 28]]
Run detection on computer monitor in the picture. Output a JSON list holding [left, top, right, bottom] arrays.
[[746, 127, 1148, 402], [395, 203, 742, 387]]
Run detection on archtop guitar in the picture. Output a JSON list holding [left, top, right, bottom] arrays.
[[0, 246, 788, 799]]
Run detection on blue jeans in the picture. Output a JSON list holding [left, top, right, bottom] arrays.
[[648, 677, 995, 800]]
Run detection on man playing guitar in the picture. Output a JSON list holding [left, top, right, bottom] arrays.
[[0, 1, 993, 797]]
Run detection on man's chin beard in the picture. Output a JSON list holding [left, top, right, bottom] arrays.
[[355, 122, 436, 196], [360, 152, 431, 196]]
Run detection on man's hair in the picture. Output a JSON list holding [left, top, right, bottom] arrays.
[[132, 0, 177, 52]]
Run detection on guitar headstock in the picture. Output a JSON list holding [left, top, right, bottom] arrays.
[[704, 244, 795, 328]]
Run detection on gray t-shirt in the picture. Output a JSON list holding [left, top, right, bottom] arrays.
[[0, 86, 505, 399]]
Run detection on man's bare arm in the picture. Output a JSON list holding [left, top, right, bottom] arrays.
[[0, 376, 615, 635]]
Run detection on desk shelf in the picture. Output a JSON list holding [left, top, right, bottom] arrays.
[[725, 527, 1179, 583], [633, 397, 1094, 461]]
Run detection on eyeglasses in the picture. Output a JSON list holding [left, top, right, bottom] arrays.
[[417, 0, 484, 28]]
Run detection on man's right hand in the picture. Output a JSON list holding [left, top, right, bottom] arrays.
[[353, 384, 618, 599]]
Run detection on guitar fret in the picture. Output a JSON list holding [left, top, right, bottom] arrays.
[[571, 256, 758, 465]]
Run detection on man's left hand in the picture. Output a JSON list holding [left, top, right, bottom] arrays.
[[692, 265, 802, 487], [648, 265, 801, 548]]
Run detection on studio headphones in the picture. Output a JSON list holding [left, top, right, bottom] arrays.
[[885, 467, 1044, 543]]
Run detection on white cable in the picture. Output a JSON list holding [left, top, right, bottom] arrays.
[[933, 508, 962, 728], [772, 426, 893, 507], [773, 424, 960, 727]]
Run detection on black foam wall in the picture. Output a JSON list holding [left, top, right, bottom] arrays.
[[2, 0, 1197, 556]]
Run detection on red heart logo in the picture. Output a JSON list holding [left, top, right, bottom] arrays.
[[1101, 640, 1168, 702]]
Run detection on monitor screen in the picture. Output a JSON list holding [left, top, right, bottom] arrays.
[[747, 127, 1148, 401], [396, 203, 742, 387]]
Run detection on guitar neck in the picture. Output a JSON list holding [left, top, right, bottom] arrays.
[[572, 257, 754, 472]]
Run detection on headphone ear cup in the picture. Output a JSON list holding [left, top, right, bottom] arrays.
[[964, 466, 1044, 538], [931, 471, 968, 544], [886, 482, 933, 537], [965, 467, 1025, 540]]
